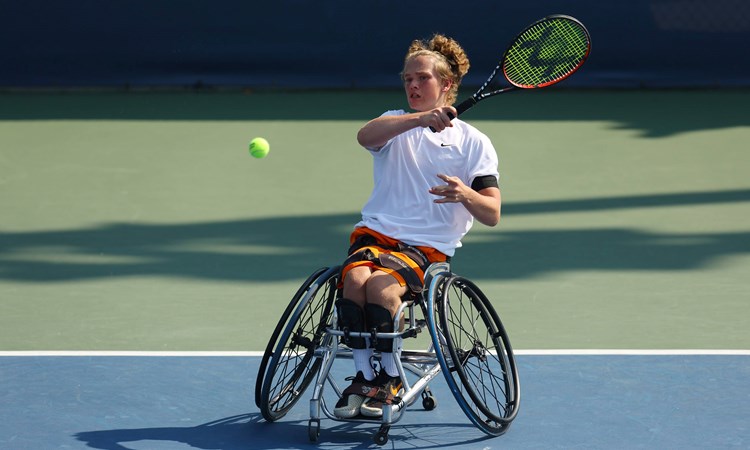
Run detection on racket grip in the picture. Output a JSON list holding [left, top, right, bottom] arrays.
[[455, 97, 477, 116], [430, 97, 477, 132]]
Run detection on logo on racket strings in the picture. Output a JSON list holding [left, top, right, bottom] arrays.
[[516, 24, 582, 80]]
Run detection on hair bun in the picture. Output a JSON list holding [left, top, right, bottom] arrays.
[[429, 35, 470, 80]]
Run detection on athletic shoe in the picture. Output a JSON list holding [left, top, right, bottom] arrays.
[[333, 371, 376, 418], [359, 371, 403, 418]]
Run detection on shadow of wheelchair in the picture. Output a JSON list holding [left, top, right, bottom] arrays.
[[74, 412, 494, 449]]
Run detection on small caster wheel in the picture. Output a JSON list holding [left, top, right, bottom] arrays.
[[422, 394, 437, 410], [308, 419, 320, 442], [374, 425, 390, 445]]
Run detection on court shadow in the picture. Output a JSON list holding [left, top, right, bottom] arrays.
[[73, 413, 492, 450], [75, 414, 264, 450], [1, 189, 749, 283]]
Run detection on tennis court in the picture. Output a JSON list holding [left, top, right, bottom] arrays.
[[2, 1, 750, 447], [1, 89, 749, 448], [1, 353, 748, 449]]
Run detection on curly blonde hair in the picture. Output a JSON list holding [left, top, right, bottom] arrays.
[[403, 34, 470, 105]]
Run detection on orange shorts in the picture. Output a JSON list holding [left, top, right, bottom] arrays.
[[340, 227, 448, 294]]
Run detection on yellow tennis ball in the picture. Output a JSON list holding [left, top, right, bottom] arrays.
[[248, 137, 270, 159]]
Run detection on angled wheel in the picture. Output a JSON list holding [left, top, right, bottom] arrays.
[[256, 266, 338, 421], [428, 275, 520, 436], [255, 267, 329, 408]]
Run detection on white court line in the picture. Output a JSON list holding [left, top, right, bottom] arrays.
[[0, 351, 265, 357], [0, 350, 748, 357], [515, 349, 750, 356]]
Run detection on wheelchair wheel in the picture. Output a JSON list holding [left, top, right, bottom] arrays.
[[428, 275, 520, 436], [256, 266, 338, 422], [254, 267, 329, 408]]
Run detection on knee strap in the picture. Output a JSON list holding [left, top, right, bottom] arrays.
[[365, 304, 395, 352], [335, 299, 366, 349]]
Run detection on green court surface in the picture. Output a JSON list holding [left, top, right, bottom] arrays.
[[1, 90, 749, 351]]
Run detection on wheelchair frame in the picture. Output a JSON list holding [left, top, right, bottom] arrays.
[[255, 262, 520, 445]]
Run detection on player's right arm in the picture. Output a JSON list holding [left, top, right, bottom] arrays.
[[357, 107, 456, 150]]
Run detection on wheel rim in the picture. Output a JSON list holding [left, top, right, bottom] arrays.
[[261, 268, 337, 420], [433, 276, 519, 434], [255, 267, 328, 407]]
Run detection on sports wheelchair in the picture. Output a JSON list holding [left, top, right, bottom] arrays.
[[255, 262, 520, 445]]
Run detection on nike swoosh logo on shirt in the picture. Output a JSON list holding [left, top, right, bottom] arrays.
[[440, 143, 455, 147]]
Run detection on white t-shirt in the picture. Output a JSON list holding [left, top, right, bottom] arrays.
[[356, 109, 500, 256]]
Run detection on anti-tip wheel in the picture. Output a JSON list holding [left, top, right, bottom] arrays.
[[374, 425, 390, 445], [308, 419, 320, 442], [422, 394, 437, 410]]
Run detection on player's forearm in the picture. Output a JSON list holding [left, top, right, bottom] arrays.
[[463, 188, 502, 227], [356, 114, 422, 150]]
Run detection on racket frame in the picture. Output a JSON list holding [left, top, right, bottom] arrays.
[[455, 14, 590, 117]]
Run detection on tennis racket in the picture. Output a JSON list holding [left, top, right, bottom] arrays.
[[436, 14, 590, 129]]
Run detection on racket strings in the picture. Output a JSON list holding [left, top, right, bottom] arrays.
[[504, 18, 589, 88]]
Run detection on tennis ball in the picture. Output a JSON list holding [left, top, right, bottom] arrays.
[[248, 137, 270, 159]]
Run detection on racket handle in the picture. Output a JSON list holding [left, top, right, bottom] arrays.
[[430, 97, 478, 132], [455, 97, 477, 116]]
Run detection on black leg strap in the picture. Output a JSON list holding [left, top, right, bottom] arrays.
[[335, 299, 366, 349], [365, 303, 395, 352]]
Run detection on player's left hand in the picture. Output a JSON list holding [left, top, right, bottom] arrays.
[[429, 174, 469, 203]]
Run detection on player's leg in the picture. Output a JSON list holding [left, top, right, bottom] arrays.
[[334, 265, 377, 418], [360, 272, 407, 417]]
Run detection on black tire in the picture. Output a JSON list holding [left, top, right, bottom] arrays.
[[257, 266, 338, 421], [255, 267, 329, 407], [429, 275, 520, 436]]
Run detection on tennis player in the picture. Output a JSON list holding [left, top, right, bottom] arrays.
[[333, 34, 502, 419]]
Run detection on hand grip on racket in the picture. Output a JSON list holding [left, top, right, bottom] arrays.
[[430, 14, 591, 131]]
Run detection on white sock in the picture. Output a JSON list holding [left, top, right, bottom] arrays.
[[380, 352, 400, 377], [353, 348, 375, 380]]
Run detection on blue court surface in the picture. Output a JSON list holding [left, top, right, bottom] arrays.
[[1, 353, 748, 449]]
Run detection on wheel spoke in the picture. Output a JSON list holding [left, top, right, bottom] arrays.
[[436, 275, 519, 435], [258, 267, 337, 421]]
